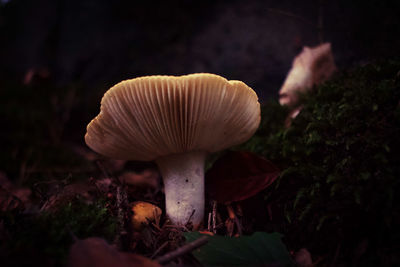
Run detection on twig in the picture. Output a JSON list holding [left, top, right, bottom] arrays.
[[151, 241, 169, 259], [163, 224, 189, 232], [156, 236, 209, 264], [227, 204, 243, 236], [151, 222, 162, 232], [185, 209, 196, 225], [114, 185, 128, 248], [207, 212, 212, 232], [212, 201, 217, 234]]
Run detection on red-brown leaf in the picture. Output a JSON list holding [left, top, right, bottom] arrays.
[[206, 151, 280, 203], [68, 237, 160, 267]]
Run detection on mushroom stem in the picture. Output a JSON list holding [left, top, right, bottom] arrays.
[[156, 151, 206, 229]]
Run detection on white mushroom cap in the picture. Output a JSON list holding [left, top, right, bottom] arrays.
[[85, 73, 260, 161]]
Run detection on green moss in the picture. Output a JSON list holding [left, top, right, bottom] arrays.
[[240, 59, 400, 264], [1, 198, 117, 266]]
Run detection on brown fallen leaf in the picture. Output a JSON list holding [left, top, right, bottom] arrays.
[[206, 151, 280, 203], [68, 237, 160, 267]]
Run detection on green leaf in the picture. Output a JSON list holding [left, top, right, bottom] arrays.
[[184, 232, 293, 267]]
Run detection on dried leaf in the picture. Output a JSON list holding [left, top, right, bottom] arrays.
[[206, 151, 280, 203], [68, 237, 160, 267], [279, 42, 336, 108]]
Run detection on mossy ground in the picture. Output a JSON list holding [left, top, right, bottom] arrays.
[[239, 59, 400, 265], [1, 59, 400, 266], [1, 198, 117, 266]]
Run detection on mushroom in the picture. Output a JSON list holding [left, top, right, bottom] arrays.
[[85, 73, 260, 228]]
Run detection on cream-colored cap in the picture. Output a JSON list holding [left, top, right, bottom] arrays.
[[85, 73, 260, 161]]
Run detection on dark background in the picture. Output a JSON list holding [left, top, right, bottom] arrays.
[[1, 0, 399, 99]]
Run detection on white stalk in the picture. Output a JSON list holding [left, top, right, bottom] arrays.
[[155, 151, 206, 229]]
